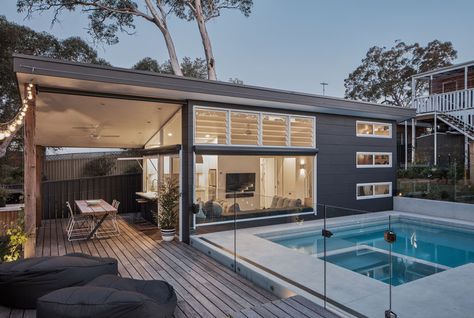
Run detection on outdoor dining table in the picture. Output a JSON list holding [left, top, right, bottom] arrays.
[[75, 199, 118, 240]]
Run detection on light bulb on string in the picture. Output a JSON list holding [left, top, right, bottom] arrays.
[[4, 131, 11, 138]]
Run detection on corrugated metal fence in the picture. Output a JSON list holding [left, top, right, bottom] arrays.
[[42, 173, 142, 219], [43, 152, 141, 181]]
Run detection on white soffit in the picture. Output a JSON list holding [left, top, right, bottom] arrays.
[[34, 92, 180, 148]]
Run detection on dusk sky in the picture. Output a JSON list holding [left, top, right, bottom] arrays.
[[3, 0, 474, 98]]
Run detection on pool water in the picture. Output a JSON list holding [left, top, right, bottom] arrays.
[[270, 218, 474, 285]]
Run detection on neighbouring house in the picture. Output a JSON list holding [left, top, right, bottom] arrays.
[[12, 54, 414, 253], [399, 60, 474, 173]]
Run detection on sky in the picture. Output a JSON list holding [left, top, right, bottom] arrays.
[[3, 0, 474, 99]]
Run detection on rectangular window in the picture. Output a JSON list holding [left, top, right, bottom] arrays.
[[231, 112, 259, 145], [194, 154, 315, 225], [356, 121, 392, 138], [262, 114, 288, 146], [290, 117, 314, 147], [195, 109, 227, 144], [356, 182, 392, 200], [194, 106, 315, 148], [356, 152, 392, 168]]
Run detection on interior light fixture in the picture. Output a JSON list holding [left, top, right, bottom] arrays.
[[167, 133, 173, 136]]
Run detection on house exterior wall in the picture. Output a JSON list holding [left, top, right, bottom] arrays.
[[431, 69, 474, 94], [316, 114, 397, 212]]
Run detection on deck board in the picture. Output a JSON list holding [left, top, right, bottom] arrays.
[[0, 217, 338, 318]]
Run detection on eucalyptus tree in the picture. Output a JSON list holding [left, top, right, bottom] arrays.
[[170, 0, 253, 80], [345, 40, 457, 107], [17, 0, 184, 76]]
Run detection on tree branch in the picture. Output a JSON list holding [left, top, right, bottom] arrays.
[[25, 1, 155, 23], [0, 134, 16, 158]]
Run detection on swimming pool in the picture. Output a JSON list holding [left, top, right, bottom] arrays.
[[269, 217, 474, 286]]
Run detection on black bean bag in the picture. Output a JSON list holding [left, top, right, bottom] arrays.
[[87, 275, 177, 317], [0, 253, 118, 309], [37, 285, 176, 318]]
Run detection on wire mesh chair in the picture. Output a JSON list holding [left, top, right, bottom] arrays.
[[66, 201, 93, 241]]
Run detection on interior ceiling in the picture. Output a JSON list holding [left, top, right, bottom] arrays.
[[35, 92, 180, 148]]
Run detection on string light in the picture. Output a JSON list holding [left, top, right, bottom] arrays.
[[0, 82, 35, 141]]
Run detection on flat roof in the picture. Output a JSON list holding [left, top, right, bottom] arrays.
[[13, 54, 414, 122], [413, 60, 474, 79]]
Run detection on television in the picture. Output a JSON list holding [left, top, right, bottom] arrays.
[[226, 173, 256, 192]]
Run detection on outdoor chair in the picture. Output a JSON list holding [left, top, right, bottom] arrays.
[[66, 201, 92, 241], [94, 199, 120, 239], [0, 253, 118, 309], [37, 274, 177, 318]]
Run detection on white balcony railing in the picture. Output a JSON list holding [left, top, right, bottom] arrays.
[[413, 88, 474, 114]]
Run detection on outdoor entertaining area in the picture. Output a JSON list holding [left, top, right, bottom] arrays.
[[0, 216, 337, 318]]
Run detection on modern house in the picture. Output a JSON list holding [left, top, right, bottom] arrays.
[[13, 54, 414, 253], [402, 61, 474, 174]]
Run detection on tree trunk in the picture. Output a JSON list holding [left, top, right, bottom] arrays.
[[144, 0, 183, 76], [161, 27, 183, 76], [193, 0, 217, 80]]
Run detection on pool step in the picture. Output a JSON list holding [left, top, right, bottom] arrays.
[[231, 295, 341, 318]]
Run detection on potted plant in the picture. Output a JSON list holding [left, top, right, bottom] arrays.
[[156, 177, 180, 242], [0, 188, 9, 208]]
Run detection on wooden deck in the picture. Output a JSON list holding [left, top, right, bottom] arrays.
[[0, 217, 339, 318]]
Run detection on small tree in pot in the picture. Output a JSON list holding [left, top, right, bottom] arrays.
[[156, 177, 180, 242]]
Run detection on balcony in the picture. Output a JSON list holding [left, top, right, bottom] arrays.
[[413, 88, 474, 114]]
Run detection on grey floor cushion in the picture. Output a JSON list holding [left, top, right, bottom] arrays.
[[0, 253, 118, 309], [87, 274, 177, 317], [37, 286, 166, 318]]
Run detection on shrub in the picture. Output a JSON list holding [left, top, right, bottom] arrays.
[[153, 177, 180, 230], [0, 209, 27, 263], [83, 157, 115, 177]]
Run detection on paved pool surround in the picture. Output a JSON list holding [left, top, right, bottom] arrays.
[[191, 211, 474, 318]]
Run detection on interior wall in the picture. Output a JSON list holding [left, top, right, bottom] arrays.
[[217, 155, 260, 210]]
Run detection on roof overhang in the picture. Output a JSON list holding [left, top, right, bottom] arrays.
[[14, 54, 415, 124], [413, 60, 474, 80]]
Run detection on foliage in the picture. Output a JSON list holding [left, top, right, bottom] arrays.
[[0, 187, 9, 202], [229, 77, 243, 84], [133, 57, 161, 73], [123, 164, 142, 174], [0, 15, 109, 159], [155, 177, 180, 230], [397, 162, 465, 182], [170, 0, 253, 22], [0, 209, 27, 263], [17, 0, 138, 45], [345, 40, 457, 107], [133, 56, 207, 79], [83, 157, 116, 177]]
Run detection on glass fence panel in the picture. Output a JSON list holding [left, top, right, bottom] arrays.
[[324, 205, 391, 318], [234, 192, 321, 308], [397, 162, 474, 203], [390, 213, 474, 318]]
